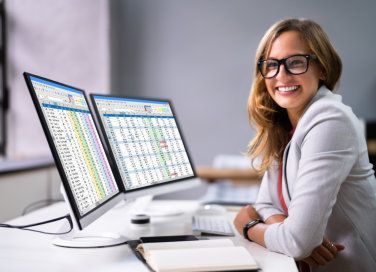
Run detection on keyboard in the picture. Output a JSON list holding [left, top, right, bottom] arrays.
[[192, 215, 235, 236]]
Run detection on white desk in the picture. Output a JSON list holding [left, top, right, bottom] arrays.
[[0, 200, 297, 272]]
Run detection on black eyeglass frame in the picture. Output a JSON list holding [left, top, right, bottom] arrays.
[[257, 54, 317, 79]]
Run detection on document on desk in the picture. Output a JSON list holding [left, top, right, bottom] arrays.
[[136, 238, 259, 272]]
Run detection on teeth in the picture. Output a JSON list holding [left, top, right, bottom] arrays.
[[277, 86, 299, 92]]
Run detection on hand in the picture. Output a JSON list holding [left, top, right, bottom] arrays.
[[302, 238, 345, 267], [233, 205, 260, 235]]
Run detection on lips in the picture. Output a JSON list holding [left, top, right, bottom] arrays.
[[276, 85, 300, 93]]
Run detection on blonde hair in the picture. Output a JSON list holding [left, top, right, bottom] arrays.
[[248, 18, 342, 173]]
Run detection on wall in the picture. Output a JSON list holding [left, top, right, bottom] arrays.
[[0, 167, 61, 222], [110, 0, 376, 165], [1, 0, 110, 221], [6, 0, 110, 159]]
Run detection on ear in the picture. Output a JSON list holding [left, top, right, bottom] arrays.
[[319, 70, 326, 81]]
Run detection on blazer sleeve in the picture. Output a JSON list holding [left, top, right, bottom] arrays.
[[255, 166, 285, 221], [263, 103, 359, 259]]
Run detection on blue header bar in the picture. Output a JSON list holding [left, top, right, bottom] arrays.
[[103, 113, 173, 119], [42, 103, 90, 114], [30, 76, 83, 95], [93, 95, 169, 105]]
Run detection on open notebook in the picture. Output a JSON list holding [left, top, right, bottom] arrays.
[[136, 238, 259, 272]]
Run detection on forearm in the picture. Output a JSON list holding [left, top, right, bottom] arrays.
[[265, 214, 286, 224], [247, 215, 344, 266], [234, 205, 286, 247], [246, 214, 286, 247], [246, 223, 268, 247]]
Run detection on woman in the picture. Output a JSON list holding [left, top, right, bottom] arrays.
[[234, 18, 376, 272]]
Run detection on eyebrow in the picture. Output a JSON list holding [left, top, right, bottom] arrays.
[[265, 53, 310, 60]]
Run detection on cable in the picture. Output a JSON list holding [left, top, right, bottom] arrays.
[[0, 214, 73, 235]]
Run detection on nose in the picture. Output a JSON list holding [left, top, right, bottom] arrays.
[[275, 63, 290, 79]]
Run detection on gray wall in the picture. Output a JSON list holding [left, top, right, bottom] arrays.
[[110, 0, 376, 165], [6, 0, 110, 158]]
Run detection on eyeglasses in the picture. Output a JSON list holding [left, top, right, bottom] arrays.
[[258, 54, 317, 79]]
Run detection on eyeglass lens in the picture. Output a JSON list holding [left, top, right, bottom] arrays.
[[259, 55, 309, 78]]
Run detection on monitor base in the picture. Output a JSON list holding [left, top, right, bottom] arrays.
[[52, 231, 128, 248], [142, 205, 184, 217], [130, 195, 184, 217]]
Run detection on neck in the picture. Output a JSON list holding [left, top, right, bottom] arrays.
[[287, 110, 300, 129]]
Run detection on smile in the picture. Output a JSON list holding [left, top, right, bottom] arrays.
[[276, 85, 300, 93]]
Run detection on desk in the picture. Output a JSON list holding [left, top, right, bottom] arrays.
[[0, 200, 297, 272], [196, 166, 262, 185]]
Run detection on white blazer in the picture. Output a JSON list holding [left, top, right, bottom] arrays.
[[255, 87, 376, 272]]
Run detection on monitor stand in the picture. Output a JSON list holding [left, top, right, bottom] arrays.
[[52, 186, 128, 248], [129, 195, 184, 218]]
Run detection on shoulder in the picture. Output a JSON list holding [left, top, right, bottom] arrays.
[[297, 89, 359, 135], [293, 88, 363, 153]]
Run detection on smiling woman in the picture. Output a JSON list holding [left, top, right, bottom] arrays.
[[233, 18, 376, 272]]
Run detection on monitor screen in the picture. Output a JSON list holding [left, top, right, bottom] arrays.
[[24, 73, 122, 230], [91, 95, 197, 198]]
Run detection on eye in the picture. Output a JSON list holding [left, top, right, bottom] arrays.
[[287, 57, 306, 68], [265, 61, 278, 69]]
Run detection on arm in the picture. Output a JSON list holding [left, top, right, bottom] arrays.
[[233, 206, 285, 248], [233, 163, 288, 246], [253, 168, 286, 221], [234, 206, 344, 267]]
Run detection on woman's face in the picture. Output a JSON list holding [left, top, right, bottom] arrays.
[[264, 31, 323, 123]]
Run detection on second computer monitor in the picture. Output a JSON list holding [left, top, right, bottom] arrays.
[[91, 95, 199, 199]]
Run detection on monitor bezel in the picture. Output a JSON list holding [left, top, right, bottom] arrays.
[[90, 93, 198, 197], [23, 72, 123, 230]]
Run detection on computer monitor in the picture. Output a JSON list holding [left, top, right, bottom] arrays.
[[90, 94, 201, 211], [23, 72, 126, 247]]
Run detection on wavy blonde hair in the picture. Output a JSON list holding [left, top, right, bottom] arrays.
[[248, 18, 342, 173]]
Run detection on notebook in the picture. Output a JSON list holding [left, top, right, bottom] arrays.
[[136, 238, 259, 272]]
